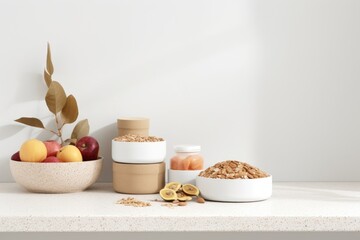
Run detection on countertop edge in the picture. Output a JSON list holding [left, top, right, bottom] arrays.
[[1, 216, 360, 232]]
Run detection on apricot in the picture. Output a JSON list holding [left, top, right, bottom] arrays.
[[170, 156, 181, 170], [188, 155, 204, 170], [57, 145, 83, 162], [20, 139, 47, 162], [181, 157, 191, 170]]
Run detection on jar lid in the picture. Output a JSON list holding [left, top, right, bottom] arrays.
[[174, 145, 201, 153], [117, 117, 149, 129]]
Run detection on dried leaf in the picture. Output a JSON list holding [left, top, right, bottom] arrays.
[[64, 138, 77, 146], [45, 81, 67, 114], [46, 43, 54, 75], [15, 117, 45, 129], [44, 69, 52, 87], [71, 119, 89, 140], [61, 95, 78, 124]]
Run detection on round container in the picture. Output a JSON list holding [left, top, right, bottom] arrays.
[[196, 175, 272, 202], [112, 140, 166, 163], [168, 169, 202, 185], [10, 158, 103, 193], [170, 145, 203, 170], [169, 145, 203, 184], [117, 117, 149, 136], [113, 161, 165, 194]]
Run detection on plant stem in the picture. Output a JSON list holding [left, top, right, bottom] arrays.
[[45, 128, 59, 136], [54, 113, 64, 145]]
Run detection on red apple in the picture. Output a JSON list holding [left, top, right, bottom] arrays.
[[43, 140, 61, 157], [43, 156, 61, 163], [11, 151, 21, 161], [76, 136, 99, 161]]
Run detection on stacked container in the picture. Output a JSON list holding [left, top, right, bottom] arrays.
[[112, 118, 166, 194]]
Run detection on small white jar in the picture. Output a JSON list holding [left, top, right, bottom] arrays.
[[168, 145, 204, 185]]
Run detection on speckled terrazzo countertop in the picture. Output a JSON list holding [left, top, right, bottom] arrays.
[[0, 182, 360, 232]]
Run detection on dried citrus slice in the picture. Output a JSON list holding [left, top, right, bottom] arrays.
[[178, 196, 192, 202], [182, 184, 200, 196], [164, 182, 182, 192], [159, 189, 177, 201]]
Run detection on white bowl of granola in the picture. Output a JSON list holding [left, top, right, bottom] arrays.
[[196, 161, 272, 202], [112, 135, 166, 164]]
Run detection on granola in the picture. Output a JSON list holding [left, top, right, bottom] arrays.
[[116, 197, 151, 207], [114, 134, 164, 142], [199, 160, 269, 179]]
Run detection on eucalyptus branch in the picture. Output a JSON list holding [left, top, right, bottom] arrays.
[[14, 44, 88, 146]]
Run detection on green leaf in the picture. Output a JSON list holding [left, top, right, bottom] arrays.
[[45, 81, 67, 114], [46, 43, 54, 75], [61, 95, 79, 124], [44, 69, 52, 88], [15, 117, 45, 129], [71, 119, 89, 140]]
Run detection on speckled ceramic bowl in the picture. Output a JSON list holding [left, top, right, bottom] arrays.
[[10, 158, 103, 193]]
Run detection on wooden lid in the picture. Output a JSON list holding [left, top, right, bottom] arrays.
[[117, 117, 149, 129]]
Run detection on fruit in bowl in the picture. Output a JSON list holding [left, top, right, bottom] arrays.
[[43, 140, 61, 157], [11, 136, 100, 163], [11, 151, 21, 161], [10, 137, 102, 193], [57, 145, 83, 162], [19, 139, 47, 162], [43, 156, 61, 163], [76, 136, 99, 161], [10, 157, 103, 193], [10, 44, 103, 193]]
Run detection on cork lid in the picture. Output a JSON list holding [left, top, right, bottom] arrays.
[[117, 117, 149, 129]]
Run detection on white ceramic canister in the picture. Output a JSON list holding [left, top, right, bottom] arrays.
[[112, 140, 166, 164]]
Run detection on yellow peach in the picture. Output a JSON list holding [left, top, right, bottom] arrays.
[[57, 145, 83, 162], [20, 139, 47, 162]]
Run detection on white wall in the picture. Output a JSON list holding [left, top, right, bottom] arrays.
[[1, 0, 360, 182]]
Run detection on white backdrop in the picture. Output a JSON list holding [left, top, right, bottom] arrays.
[[1, 0, 360, 182]]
